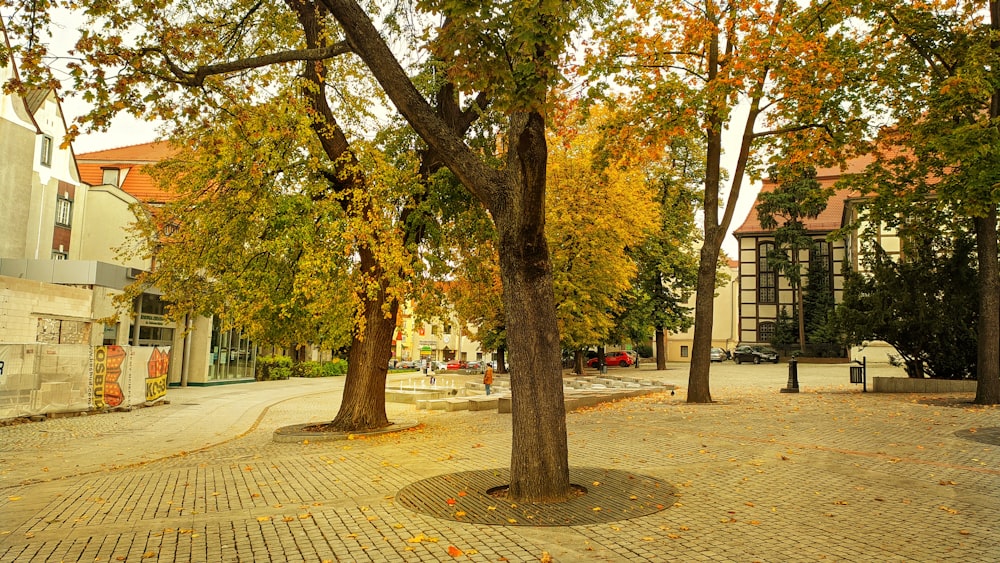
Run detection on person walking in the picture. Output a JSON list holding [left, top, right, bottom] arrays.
[[483, 363, 494, 396]]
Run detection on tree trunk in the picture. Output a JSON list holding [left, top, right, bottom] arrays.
[[794, 249, 806, 354], [573, 350, 585, 375], [495, 111, 571, 502], [330, 244, 397, 431], [976, 1, 1000, 405], [655, 326, 666, 370], [974, 208, 1000, 404], [688, 243, 719, 403], [496, 347, 507, 374]]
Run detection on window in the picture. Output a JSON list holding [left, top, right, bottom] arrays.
[[680, 345, 689, 358], [759, 321, 776, 343], [102, 168, 121, 187], [40, 135, 53, 166], [758, 242, 776, 303], [51, 250, 68, 260], [55, 197, 72, 226]]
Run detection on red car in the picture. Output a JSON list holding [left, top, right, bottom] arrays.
[[587, 351, 632, 368], [446, 361, 465, 370]]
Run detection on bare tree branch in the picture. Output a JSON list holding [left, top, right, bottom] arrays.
[[149, 42, 353, 87]]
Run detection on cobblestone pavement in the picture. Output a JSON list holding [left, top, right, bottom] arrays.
[[1, 363, 998, 562]]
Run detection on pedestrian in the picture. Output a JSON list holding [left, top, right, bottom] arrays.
[[483, 363, 494, 396]]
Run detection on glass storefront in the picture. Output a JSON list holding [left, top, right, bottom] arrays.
[[208, 321, 256, 381]]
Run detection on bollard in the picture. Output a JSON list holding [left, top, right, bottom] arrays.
[[780, 357, 800, 393]]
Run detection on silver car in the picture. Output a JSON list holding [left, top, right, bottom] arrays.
[[710, 347, 727, 362]]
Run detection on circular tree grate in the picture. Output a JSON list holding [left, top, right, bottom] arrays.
[[954, 427, 1000, 446], [396, 467, 675, 526]]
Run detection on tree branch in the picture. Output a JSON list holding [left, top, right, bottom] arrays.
[[320, 0, 502, 207], [151, 43, 353, 87]]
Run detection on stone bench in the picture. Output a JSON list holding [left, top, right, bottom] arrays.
[[467, 396, 500, 411], [417, 399, 449, 410], [444, 397, 470, 412]]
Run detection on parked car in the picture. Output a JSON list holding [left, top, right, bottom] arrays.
[[396, 360, 417, 369], [732, 345, 779, 364], [465, 360, 483, 370], [446, 360, 466, 370], [431, 361, 448, 371], [587, 351, 633, 368], [710, 347, 727, 362]]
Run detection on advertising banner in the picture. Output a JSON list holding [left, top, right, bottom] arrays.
[[93, 345, 126, 409]]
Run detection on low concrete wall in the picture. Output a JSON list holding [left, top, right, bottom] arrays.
[[872, 377, 978, 393]]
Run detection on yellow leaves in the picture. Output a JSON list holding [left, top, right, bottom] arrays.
[[7, 497, 21, 502], [407, 533, 439, 543], [939, 506, 959, 515], [142, 551, 157, 559], [447, 545, 464, 557], [938, 480, 957, 486], [257, 516, 271, 522]]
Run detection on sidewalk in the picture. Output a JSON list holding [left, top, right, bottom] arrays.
[[1, 363, 998, 562]]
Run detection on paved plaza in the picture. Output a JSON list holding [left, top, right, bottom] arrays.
[[1, 362, 998, 562]]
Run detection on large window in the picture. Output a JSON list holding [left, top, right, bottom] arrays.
[[55, 197, 72, 226], [40, 135, 54, 166], [209, 321, 256, 381], [758, 242, 777, 303]]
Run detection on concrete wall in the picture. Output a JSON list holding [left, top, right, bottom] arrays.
[[0, 118, 37, 258], [74, 185, 147, 268], [0, 275, 95, 344], [872, 377, 978, 393]]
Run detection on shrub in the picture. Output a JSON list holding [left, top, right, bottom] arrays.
[[292, 359, 348, 378], [634, 344, 653, 359], [256, 355, 293, 381]]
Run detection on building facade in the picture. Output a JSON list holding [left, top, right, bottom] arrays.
[[732, 159, 900, 361]]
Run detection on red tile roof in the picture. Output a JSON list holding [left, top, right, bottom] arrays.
[[733, 156, 873, 236], [76, 141, 178, 203]]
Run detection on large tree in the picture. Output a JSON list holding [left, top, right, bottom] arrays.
[[546, 102, 660, 372], [835, 210, 980, 380], [855, 0, 999, 403], [589, 0, 868, 402], [320, 0, 600, 501]]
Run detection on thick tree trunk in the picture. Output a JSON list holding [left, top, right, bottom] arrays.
[[573, 350, 585, 375], [688, 243, 719, 403], [496, 347, 507, 374], [497, 226, 570, 501], [655, 326, 666, 370], [977, 2, 1000, 404], [331, 245, 397, 431], [974, 209, 1000, 405], [495, 111, 571, 503]]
